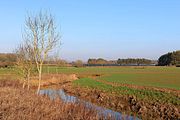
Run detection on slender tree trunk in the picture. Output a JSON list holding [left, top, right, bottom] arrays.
[[23, 79, 26, 88], [56, 67, 58, 74], [27, 72, 30, 90], [37, 65, 42, 94], [47, 66, 49, 74]]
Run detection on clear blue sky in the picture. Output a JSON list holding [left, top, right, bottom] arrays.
[[0, 0, 180, 61]]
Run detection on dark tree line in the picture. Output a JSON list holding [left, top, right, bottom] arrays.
[[117, 58, 153, 65], [0, 53, 70, 68], [0, 53, 17, 67], [88, 58, 117, 65], [158, 51, 180, 66], [1, 51, 180, 67], [87, 58, 155, 66], [0, 53, 16, 62]]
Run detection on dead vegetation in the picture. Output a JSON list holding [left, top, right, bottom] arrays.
[[29, 73, 78, 87], [0, 80, 114, 120]]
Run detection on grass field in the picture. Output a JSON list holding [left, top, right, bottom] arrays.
[[98, 73, 180, 90], [0, 66, 180, 113], [1, 66, 180, 90], [53, 66, 179, 105], [74, 78, 180, 105], [42, 66, 180, 90], [43, 66, 180, 105]]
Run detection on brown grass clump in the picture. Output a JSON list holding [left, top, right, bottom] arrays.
[[0, 79, 21, 88], [0, 80, 110, 120], [30, 73, 78, 87]]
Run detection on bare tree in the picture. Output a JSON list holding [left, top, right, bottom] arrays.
[[24, 11, 60, 93], [15, 42, 34, 90]]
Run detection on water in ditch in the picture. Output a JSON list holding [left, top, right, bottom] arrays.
[[39, 89, 140, 120]]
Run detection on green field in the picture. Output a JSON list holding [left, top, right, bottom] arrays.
[[74, 78, 180, 105], [1, 66, 180, 105], [45, 66, 180, 105], [42, 66, 180, 90], [1, 66, 180, 90], [57, 66, 179, 105]]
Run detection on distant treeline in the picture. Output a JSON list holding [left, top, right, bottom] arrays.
[[158, 50, 180, 66], [88, 58, 117, 65], [87, 58, 156, 66], [0, 53, 16, 67], [1, 50, 180, 67], [43, 59, 71, 67], [117, 58, 155, 65], [0, 53, 71, 68]]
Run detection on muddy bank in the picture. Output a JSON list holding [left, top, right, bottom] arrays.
[[63, 84, 180, 120]]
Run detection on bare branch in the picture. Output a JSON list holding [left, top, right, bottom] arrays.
[[23, 11, 61, 93]]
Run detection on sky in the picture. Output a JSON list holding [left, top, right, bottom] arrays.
[[0, 0, 180, 61]]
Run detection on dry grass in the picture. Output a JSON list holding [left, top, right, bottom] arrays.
[[29, 73, 78, 87], [0, 80, 113, 120]]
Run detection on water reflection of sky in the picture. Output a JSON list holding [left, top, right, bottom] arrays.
[[39, 89, 140, 120]]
